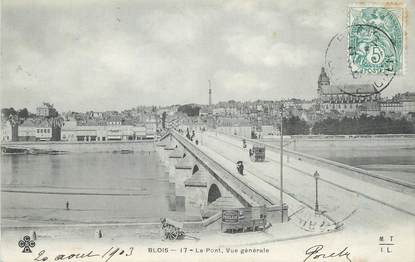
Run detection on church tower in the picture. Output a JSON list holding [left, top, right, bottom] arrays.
[[317, 67, 330, 110], [318, 67, 330, 91]]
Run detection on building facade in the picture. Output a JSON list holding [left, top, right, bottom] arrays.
[[217, 117, 252, 138], [400, 92, 415, 114], [36, 106, 50, 117], [60, 120, 156, 142], [317, 67, 381, 114], [1, 121, 16, 141], [18, 119, 52, 141]]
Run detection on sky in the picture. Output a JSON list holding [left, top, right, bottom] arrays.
[[1, 0, 414, 112]]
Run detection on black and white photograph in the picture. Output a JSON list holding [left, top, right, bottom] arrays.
[[1, 0, 414, 261]]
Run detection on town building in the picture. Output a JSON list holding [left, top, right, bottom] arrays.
[[217, 117, 252, 138], [359, 101, 381, 116], [1, 121, 17, 141], [379, 99, 403, 114], [132, 125, 146, 140], [18, 119, 52, 141], [145, 118, 157, 139], [399, 92, 415, 114], [106, 125, 131, 141], [60, 118, 157, 142], [199, 107, 210, 117], [317, 67, 381, 114], [36, 105, 50, 117]]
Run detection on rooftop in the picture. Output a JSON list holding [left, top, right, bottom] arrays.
[[20, 119, 50, 128], [321, 84, 378, 95]]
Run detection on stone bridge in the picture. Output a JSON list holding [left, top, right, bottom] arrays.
[[156, 130, 287, 222]]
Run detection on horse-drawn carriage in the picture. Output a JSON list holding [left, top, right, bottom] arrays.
[[221, 206, 269, 233], [249, 144, 266, 162], [160, 218, 185, 240]]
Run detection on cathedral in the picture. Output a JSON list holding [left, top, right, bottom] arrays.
[[317, 67, 381, 114]]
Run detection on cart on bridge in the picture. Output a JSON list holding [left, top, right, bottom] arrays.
[[249, 144, 266, 162]]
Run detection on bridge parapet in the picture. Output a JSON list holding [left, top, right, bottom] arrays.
[[224, 132, 415, 194], [158, 131, 290, 224]]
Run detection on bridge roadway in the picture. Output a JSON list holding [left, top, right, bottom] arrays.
[[170, 130, 274, 208], [207, 133, 415, 213], [195, 131, 415, 231], [172, 130, 338, 225]]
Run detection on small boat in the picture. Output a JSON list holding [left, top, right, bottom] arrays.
[[1, 146, 28, 154], [112, 149, 134, 154], [49, 150, 66, 155], [120, 150, 134, 154]]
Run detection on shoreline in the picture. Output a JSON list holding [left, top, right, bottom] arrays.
[[2, 139, 156, 145], [1, 140, 156, 153]]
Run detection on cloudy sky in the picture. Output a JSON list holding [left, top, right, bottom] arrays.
[[1, 0, 414, 112]]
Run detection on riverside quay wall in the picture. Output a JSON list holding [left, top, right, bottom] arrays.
[[1, 140, 155, 153]]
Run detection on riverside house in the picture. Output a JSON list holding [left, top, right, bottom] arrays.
[[60, 119, 156, 142], [18, 119, 52, 141], [1, 121, 18, 141]]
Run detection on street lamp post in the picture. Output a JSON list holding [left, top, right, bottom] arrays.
[[314, 171, 320, 214], [280, 103, 285, 223], [215, 116, 218, 136]]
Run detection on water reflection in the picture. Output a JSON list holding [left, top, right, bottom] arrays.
[[1, 151, 183, 224]]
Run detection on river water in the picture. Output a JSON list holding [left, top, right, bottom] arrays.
[[276, 138, 415, 184], [1, 151, 182, 226]]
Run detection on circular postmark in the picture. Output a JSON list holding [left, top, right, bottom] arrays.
[[324, 25, 398, 97], [324, 7, 403, 98]]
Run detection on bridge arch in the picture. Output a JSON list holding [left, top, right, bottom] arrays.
[[207, 183, 221, 204], [192, 165, 199, 175]]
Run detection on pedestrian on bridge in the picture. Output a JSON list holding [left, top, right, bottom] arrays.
[[236, 161, 244, 175]]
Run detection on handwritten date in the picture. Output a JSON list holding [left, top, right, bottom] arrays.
[[34, 247, 133, 262]]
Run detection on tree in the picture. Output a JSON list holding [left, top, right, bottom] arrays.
[[18, 108, 29, 119], [177, 104, 200, 117], [279, 116, 310, 135], [47, 116, 65, 141], [312, 116, 414, 135], [1, 107, 17, 119]]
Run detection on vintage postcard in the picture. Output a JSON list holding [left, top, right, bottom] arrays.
[[1, 0, 414, 261]]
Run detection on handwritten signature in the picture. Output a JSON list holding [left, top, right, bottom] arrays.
[[304, 245, 351, 262], [34, 246, 133, 262]]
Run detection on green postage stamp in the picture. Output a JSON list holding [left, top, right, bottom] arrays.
[[348, 3, 405, 75]]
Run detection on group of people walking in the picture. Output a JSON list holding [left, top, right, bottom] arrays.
[[186, 129, 195, 141]]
